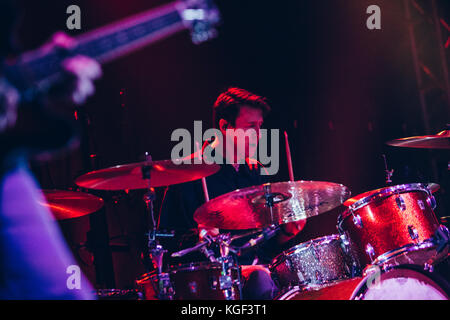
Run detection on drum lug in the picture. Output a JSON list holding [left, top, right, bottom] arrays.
[[426, 195, 437, 210], [365, 243, 376, 262], [352, 214, 363, 229], [395, 195, 406, 211], [424, 263, 434, 273], [417, 200, 425, 210], [408, 225, 419, 243], [188, 281, 198, 294]]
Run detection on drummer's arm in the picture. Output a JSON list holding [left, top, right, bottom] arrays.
[[275, 220, 306, 244]]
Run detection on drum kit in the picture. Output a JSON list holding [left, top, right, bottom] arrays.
[[40, 127, 450, 300]]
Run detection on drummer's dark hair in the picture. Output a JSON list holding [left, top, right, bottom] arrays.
[[213, 87, 271, 129]]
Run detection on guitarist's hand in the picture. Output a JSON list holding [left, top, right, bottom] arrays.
[[0, 78, 19, 132], [42, 32, 102, 106], [1, 32, 102, 133]]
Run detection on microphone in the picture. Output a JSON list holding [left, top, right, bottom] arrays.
[[171, 240, 209, 258], [238, 225, 279, 251], [171, 230, 216, 258], [199, 229, 215, 243]]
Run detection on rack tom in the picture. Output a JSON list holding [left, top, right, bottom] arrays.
[[269, 234, 359, 291], [338, 183, 440, 267]]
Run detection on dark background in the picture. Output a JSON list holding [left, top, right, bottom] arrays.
[[11, 0, 450, 289]]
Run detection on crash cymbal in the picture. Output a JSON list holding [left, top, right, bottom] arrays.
[[75, 160, 220, 190], [40, 190, 104, 220], [386, 128, 450, 149], [194, 181, 351, 230]]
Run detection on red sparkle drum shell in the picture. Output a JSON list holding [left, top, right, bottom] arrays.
[[169, 261, 241, 300], [276, 265, 449, 300], [338, 183, 440, 267]]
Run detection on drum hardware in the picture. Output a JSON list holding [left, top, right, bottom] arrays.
[[381, 154, 394, 185], [407, 225, 420, 243], [236, 225, 280, 253], [95, 288, 143, 300], [365, 244, 376, 263], [74, 156, 221, 299], [351, 211, 363, 229], [171, 233, 244, 300], [395, 195, 406, 211], [432, 224, 450, 253]]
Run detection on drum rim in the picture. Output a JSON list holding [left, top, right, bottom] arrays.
[[269, 234, 341, 269], [351, 264, 450, 300], [372, 240, 436, 266], [169, 261, 234, 273], [341, 183, 437, 218]]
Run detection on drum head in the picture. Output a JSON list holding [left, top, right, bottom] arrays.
[[352, 265, 449, 300]]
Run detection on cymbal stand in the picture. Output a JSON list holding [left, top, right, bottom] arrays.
[[264, 184, 276, 223], [382, 154, 394, 186], [216, 234, 241, 300], [141, 154, 173, 300]]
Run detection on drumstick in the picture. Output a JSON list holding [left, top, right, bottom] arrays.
[[284, 131, 294, 181], [196, 141, 210, 202]]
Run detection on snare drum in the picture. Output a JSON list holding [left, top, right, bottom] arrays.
[[338, 183, 441, 267], [269, 234, 359, 291], [276, 265, 449, 300], [169, 261, 241, 300]]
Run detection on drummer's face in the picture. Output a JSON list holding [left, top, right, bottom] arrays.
[[223, 105, 263, 161]]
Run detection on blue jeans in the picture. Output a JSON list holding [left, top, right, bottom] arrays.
[[241, 265, 278, 300]]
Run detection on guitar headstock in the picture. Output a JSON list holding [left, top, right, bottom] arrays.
[[178, 0, 221, 44]]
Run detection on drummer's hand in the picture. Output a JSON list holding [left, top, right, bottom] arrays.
[[277, 220, 306, 244], [198, 224, 220, 241]]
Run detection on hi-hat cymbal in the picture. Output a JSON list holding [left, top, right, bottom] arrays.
[[386, 128, 450, 149], [40, 190, 104, 220], [194, 181, 351, 230], [75, 160, 220, 191]]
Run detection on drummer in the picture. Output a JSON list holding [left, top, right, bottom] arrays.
[[160, 87, 305, 299]]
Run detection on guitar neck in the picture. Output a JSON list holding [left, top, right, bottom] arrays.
[[3, 1, 187, 101], [75, 2, 185, 63]]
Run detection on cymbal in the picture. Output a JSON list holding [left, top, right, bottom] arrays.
[[386, 128, 450, 149], [194, 181, 351, 230], [74, 160, 220, 191], [40, 190, 104, 220]]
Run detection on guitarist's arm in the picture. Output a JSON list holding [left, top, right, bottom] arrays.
[[0, 29, 101, 299], [0, 32, 102, 133]]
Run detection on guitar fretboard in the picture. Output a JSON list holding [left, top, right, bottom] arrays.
[[4, 2, 186, 101]]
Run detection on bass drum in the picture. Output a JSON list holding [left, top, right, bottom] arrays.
[[276, 265, 449, 300]]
